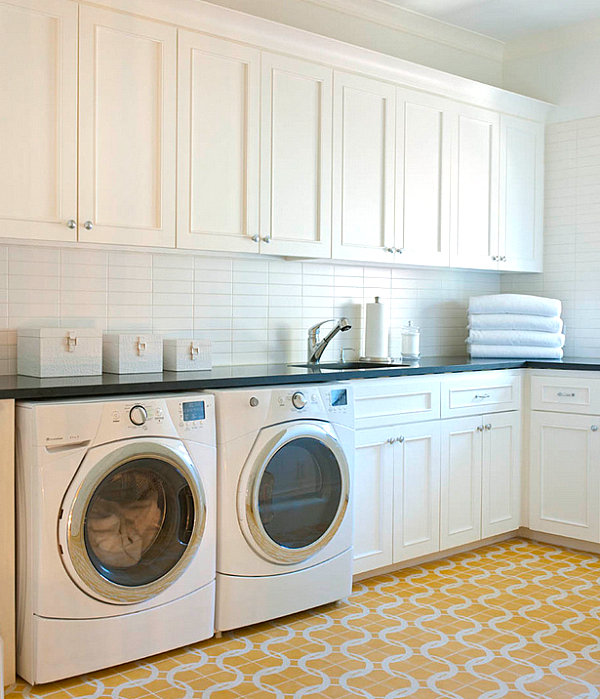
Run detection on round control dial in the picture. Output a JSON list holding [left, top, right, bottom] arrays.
[[292, 391, 307, 410], [129, 405, 148, 426]]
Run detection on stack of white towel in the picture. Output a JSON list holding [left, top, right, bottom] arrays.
[[467, 294, 565, 359]]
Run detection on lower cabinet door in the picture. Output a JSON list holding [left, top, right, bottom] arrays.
[[482, 411, 521, 538], [440, 416, 483, 549], [529, 411, 600, 542], [393, 422, 441, 562], [353, 431, 394, 574]]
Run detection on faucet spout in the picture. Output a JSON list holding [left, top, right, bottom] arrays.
[[307, 317, 352, 364]]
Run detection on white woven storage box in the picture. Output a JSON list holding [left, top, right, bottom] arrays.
[[163, 338, 212, 372], [103, 333, 162, 374], [17, 328, 102, 377]]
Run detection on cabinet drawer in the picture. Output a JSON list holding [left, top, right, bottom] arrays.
[[531, 375, 600, 415], [352, 377, 440, 429], [441, 371, 521, 418]]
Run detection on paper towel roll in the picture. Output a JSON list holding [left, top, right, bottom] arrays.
[[365, 297, 389, 359]]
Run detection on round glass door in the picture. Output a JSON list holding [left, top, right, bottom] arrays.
[[66, 442, 205, 604], [245, 425, 349, 564]]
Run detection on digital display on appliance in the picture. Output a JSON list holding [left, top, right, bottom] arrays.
[[331, 389, 347, 407], [182, 401, 205, 422]]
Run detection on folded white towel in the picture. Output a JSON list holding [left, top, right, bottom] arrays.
[[469, 344, 564, 359], [469, 294, 562, 318], [468, 314, 563, 334], [467, 330, 565, 348]]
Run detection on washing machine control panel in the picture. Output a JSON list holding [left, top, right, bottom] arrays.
[[267, 386, 352, 423], [129, 405, 147, 426]]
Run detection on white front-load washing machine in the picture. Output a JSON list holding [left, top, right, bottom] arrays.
[[212, 383, 354, 632], [16, 393, 216, 685]]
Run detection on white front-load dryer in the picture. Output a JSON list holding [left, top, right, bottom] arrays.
[[16, 393, 216, 685], [212, 383, 354, 632]]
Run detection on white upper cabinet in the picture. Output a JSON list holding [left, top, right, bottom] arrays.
[[78, 7, 177, 247], [450, 105, 500, 270], [0, 0, 77, 242], [499, 115, 544, 272], [395, 89, 451, 267], [177, 32, 260, 253], [332, 72, 396, 264], [260, 54, 332, 257]]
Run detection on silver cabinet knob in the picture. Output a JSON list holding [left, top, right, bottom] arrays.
[[476, 425, 484, 432], [395, 248, 404, 254], [66, 219, 76, 229], [491, 255, 498, 261], [500, 256, 507, 262], [129, 405, 147, 426], [386, 437, 396, 444], [83, 220, 93, 230], [262, 235, 271, 244], [397, 436, 405, 443], [592, 425, 598, 432], [485, 423, 492, 430], [251, 234, 260, 243], [292, 391, 307, 410], [385, 247, 395, 253]]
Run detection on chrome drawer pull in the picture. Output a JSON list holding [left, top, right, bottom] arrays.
[[473, 393, 491, 400], [557, 392, 576, 398], [592, 426, 598, 432]]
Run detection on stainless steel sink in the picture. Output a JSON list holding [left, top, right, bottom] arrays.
[[290, 360, 412, 370]]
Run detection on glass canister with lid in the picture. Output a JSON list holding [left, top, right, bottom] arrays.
[[401, 321, 420, 359]]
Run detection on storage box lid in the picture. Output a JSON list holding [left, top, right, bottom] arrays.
[[103, 332, 161, 343], [18, 327, 102, 338], [163, 338, 211, 348]]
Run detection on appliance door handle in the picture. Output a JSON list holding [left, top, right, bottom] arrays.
[[178, 487, 195, 545]]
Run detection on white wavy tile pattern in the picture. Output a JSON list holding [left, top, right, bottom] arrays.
[[7, 538, 600, 698]]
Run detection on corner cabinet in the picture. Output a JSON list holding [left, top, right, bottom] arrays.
[[78, 7, 177, 247], [529, 411, 600, 543], [177, 31, 260, 253], [499, 115, 544, 272], [0, 0, 78, 242]]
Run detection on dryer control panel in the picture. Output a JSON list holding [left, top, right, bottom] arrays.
[[261, 384, 353, 427]]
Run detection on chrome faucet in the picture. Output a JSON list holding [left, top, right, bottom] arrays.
[[307, 318, 352, 364]]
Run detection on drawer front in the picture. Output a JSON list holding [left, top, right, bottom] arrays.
[[441, 371, 521, 418], [531, 375, 600, 415], [352, 377, 441, 429]]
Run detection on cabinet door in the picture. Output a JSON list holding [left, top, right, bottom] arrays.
[[529, 411, 600, 543], [440, 416, 482, 549], [332, 71, 395, 264], [499, 115, 544, 272], [393, 422, 441, 562], [0, 0, 77, 241], [450, 105, 500, 270], [482, 411, 521, 538], [353, 430, 394, 574], [260, 53, 332, 257], [395, 88, 451, 267], [177, 31, 260, 253], [79, 7, 176, 247]]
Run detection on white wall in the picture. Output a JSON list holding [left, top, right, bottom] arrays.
[[201, 0, 505, 86], [503, 117, 600, 356], [503, 21, 600, 123], [0, 243, 500, 374]]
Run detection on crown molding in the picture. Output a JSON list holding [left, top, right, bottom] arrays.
[[302, 0, 505, 62]]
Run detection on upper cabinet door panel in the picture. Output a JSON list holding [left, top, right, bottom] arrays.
[[332, 72, 395, 264], [395, 89, 451, 267], [450, 105, 500, 270], [260, 53, 332, 257], [0, 0, 77, 241], [78, 7, 176, 247], [499, 116, 544, 272], [177, 31, 260, 253]]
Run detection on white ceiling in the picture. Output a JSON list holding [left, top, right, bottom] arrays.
[[385, 0, 600, 41]]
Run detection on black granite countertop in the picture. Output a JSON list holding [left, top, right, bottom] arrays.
[[2, 355, 599, 401]]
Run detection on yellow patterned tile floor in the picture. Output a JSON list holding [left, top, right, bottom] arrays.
[[7, 538, 600, 698]]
